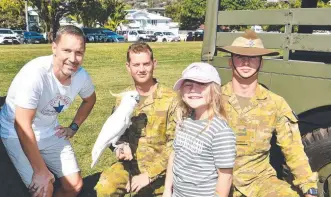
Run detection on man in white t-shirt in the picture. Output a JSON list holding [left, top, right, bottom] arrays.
[[0, 25, 96, 197]]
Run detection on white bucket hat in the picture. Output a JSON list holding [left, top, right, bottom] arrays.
[[173, 62, 221, 91]]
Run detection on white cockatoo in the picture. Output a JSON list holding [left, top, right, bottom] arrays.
[[91, 90, 140, 168]]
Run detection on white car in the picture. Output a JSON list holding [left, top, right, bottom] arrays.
[[154, 31, 180, 42], [0, 28, 20, 44], [251, 25, 263, 33], [127, 30, 148, 42]]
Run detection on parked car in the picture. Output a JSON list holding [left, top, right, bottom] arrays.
[[99, 28, 125, 42], [23, 31, 46, 44], [127, 30, 156, 42], [13, 30, 26, 43], [251, 25, 263, 33], [0, 28, 20, 44], [127, 30, 146, 42], [82, 28, 107, 43], [116, 30, 129, 41], [146, 30, 157, 42], [13, 30, 25, 36], [185, 32, 194, 41], [186, 31, 204, 41], [154, 31, 180, 42]]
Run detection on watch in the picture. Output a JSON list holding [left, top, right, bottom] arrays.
[[69, 122, 79, 132], [305, 188, 318, 196]]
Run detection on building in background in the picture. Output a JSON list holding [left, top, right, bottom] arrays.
[[146, 7, 166, 16], [118, 9, 179, 34]]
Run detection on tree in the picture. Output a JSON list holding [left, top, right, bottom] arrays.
[[179, 0, 206, 30], [30, 0, 74, 41], [97, 0, 120, 27], [220, 0, 266, 11], [104, 1, 128, 31], [70, 0, 102, 27], [0, 0, 25, 29], [165, 2, 182, 22], [69, 0, 125, 28]]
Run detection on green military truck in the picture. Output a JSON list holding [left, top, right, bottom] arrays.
[[202, 1, 331, 196]]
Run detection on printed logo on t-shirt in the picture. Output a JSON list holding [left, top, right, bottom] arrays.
[[175, 131, 204, 154], [41, 95, 72, 116]]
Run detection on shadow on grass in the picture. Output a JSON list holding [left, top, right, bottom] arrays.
[[0, 139, 100, 197], [78, 172, 101, 197], [0, 139, 29, 197]]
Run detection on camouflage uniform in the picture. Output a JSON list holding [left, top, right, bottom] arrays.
[[95, 81, 177, 197], [221, 82, 317, 197]]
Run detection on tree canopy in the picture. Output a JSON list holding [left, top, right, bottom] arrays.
[[0, 0, 25, 29], [1, 0, 330, 33], [165, 0, 330, 30]]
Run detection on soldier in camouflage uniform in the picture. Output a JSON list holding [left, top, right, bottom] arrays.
[[95, 42, 177, 197], [219, 30, 318, 197]]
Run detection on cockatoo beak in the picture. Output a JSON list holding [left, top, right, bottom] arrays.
[[135, 95, 140, 103], [109, 90, 121, 98]]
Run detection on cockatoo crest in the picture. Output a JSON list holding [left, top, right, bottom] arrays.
[[109, 90, 140, 109]]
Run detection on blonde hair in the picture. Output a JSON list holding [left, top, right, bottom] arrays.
[[176, 82, 227, 124]]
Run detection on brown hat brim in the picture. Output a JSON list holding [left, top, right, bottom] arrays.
[[219, 46, 279, 56]]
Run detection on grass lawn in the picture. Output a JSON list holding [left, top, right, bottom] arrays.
[[0, 42, 202, 196]]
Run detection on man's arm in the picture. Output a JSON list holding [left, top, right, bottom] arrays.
[[56, 92, 96, 139], [275, 99, 317, 194], [15, 107, 54, 197], [72, 92, 96, 126]]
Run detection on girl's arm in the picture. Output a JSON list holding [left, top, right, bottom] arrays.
[[215, 168, 233, 197], [163, 150, 175, 197]]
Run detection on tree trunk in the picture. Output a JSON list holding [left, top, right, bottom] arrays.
[[52, 15, 61, 41]]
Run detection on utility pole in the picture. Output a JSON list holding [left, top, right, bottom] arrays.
[[25, 0, 29, 31]]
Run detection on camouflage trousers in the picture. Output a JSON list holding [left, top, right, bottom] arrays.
[[230, 176, 301, 197], [95, 160, 165, 197]]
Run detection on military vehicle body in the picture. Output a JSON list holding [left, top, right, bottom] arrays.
[[202, 1, 331, 196]]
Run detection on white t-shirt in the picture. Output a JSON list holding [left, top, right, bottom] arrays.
[[0, 55, 95, 140]]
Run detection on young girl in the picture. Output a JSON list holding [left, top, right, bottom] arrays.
[[163, 62, 236, 197]]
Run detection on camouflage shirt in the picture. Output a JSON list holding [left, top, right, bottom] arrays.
[[115, 81, 177, 179], [221, 82, 317, 196]]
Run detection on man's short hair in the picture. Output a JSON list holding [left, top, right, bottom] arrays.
[[127, 42, 154, 63], [54, 25, 86, 47]]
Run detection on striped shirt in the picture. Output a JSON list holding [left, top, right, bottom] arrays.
[[172, 116, 236, 197]]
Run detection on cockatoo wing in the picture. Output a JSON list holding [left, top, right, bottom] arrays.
[[91, 114, 130, 168]]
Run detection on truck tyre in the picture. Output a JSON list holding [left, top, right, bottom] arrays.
[[302, 127, 331, 172], [162, 38, 167, 42]]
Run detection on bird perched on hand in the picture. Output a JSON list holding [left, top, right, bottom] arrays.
[[91, 90, 140, 168]]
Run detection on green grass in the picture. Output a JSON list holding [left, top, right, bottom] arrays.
[[0, 42, 202, 196]]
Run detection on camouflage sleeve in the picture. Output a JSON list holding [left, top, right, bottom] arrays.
[[143, 98, 177, 180], [275, 99, 317, 193]]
